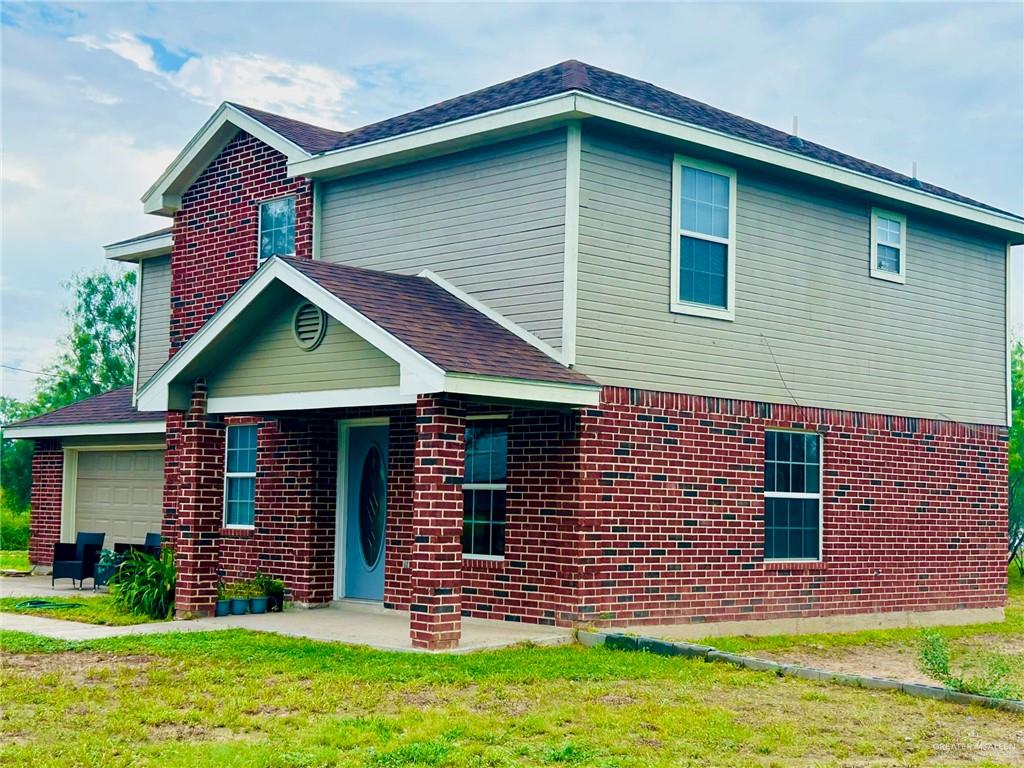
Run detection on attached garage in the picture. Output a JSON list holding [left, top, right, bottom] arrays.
[[69, 449, 165, 547]]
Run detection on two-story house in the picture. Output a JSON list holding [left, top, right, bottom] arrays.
[[9, 61, 1022, 649]]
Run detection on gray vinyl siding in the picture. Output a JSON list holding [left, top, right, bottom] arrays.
[[136, 256, 171, 390], [207, 298, 400, 398], [319, 130, 567, 349], [576, 129, 1007, 425]]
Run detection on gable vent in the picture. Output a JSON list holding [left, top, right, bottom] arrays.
[[292, 303, 327, 351]]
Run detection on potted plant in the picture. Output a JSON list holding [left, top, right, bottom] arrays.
[[215, 581, 231, 617], [227, 582, 249, 615], [252, 572, 286, 613], [248, 579, 268, 615], [93, 549, 120, 590]]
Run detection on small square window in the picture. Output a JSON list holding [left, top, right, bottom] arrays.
[[870, 208, 906, 283], [259, 197, 296, 263]]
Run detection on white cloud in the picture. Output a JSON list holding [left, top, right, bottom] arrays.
[[1, 157, 44, 190], [69, 32, 161, 74], [69, 32, 354, 127]]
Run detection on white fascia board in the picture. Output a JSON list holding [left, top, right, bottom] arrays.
[[443, 373, 601, 407], [417, 269, 564, 363], [287, 89, 1022, 241], [4, 420, 166, 439], [208, 387, 416, 414], [141, 103, 312, 216], [287, 93, 581, 178], [105, 232, 173, 263], [135, 258, 444, 411], [574, 93, 1024, 242]]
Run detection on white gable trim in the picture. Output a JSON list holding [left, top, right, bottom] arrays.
[[135, 258, 445, 411], [417, 269, 563, 363], [444, 373, 600, 407], [105, 231, 173, 263], [4, 420, 166, 439], [141, 103, 313, 216], [286, 91, 1023, 242]]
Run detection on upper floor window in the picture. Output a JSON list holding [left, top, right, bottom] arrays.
[[764, 430, 821, 561], [671, 155, 737, 321], [259, 196, 296, 263], [224, 424, 257, 527], [462, 417, 508, 560], [870, 208, 906, 284]]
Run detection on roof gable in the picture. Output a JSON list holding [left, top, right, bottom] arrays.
[[135, 258, 597, 413], [141, 103, 317, 216]]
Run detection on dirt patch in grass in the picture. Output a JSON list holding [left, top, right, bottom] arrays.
[[1, 652, 156, 686], [751, 642, 939, 685], [147, 723, 239, 742]]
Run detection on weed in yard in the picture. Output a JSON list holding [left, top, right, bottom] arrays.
[[918, 629, 1021, 700]]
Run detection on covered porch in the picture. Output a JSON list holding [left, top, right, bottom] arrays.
[[139, 256, 599, 649]]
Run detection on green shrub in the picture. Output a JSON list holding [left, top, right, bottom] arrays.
[[110, 547, 176, 620], [252, 571, 285, 599], [0, 500, 29, 551], [917, 629, 1021, 700]]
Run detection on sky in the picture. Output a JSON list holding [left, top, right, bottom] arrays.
[[2, 1, 1022, 401]]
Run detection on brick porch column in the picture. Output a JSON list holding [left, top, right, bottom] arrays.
[[410, 394, 465, 650], [173, 381, 225, 617]]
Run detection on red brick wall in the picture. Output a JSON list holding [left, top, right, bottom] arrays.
[[460, 409, 580, 626], [573, 387, 1008, 629], [169, 130, 313, 354], [28, 440, 62, 566]]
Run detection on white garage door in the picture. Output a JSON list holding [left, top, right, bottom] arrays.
[[75, 450, 164, 547]]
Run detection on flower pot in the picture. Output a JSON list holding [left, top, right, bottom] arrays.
[[249, 597, 268, 614], [229, 598, 249, 615], [267, 593, 284, 613], [215, 599, 231, 617]]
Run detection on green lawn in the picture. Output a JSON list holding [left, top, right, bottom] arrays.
[[0, 550, 30, 571], [0, 594, 158, 626], [1, 628, 1023, 767]]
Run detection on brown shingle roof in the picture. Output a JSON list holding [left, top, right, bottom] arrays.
[[282, 258, 596, 387], [9, 387, 164, 428], [104, 227, 172, 249], [234, 60, 1020, 220]]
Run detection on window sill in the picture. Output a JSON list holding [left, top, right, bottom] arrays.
[[463, 556, 505, 572], [670, 301, 734, 322], [764, 560, 826, 572], [869, 269, 905, 285], [221, 526, 256, 539]]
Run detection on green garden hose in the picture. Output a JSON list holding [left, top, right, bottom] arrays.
[[14, 599, 85, 610]]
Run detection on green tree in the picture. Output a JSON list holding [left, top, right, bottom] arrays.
[[0, 268, 136, 510], [1009, 340, 1024, 574], [33, 269, 136, 412]]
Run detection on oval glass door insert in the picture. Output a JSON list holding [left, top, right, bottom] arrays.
[[358, 445, 386, 567]]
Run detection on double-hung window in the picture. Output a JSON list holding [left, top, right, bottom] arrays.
[[462, 417, 507, 559], [764, 430, 822, 561], [258, 196, 296, 263], [671, 155, 737, 320], [224, 424, 257, 527], [870, 208, 906, 283]]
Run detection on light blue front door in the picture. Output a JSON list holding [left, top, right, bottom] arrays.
[[344, 425, 388, 600]]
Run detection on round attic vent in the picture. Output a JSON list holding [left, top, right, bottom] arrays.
[[292, 303, 327, 351]]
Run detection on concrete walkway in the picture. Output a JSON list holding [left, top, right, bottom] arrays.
[[0, 576, 571, 653]]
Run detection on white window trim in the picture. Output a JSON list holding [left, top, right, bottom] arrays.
[[869, 207, 907, 284], [462, 416, 508, 561], [223, 424, 257, 529], [257, 195, 297, 264], [763, 429, 823, 563], [670, 154, 738, 321]]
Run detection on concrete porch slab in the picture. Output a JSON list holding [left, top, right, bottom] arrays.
[[0, 577, 571, 653]]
